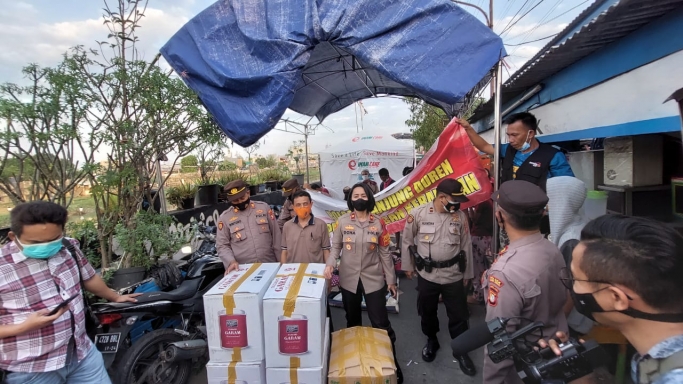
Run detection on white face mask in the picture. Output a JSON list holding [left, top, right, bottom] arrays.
[[362, 175, 369, 181]]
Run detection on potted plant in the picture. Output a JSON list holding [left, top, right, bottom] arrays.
[[213, 171, 246, 202], [109, 211, 184, 289], [166, 183, 197, 210]]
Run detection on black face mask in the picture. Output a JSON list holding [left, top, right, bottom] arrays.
[[444, 200, 460, 213], [234, 198, 251, 211], [570, 286, 683, 323], [352, 198, 369, 212]]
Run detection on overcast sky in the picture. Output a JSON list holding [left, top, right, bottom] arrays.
[[0, 0, 593, 159]]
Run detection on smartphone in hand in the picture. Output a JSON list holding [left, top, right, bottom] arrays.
[[47, 293, 80, 316]]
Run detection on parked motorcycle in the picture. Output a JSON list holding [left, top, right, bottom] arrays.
[[92, 223, 224, 384]]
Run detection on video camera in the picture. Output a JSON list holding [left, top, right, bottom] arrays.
[[487, 318, 609, 384], [452, 317, 609, 384]]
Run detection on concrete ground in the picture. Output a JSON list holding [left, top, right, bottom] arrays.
[[190, 276, 486, 383]]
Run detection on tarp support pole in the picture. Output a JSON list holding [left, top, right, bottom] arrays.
[[492, 60, 504, 253], [305, 125, 310, 184]]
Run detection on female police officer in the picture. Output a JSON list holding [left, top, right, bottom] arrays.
[[324, 182, 403, 383]]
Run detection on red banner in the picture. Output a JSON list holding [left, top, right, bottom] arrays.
[[312, 119, 493, 233]]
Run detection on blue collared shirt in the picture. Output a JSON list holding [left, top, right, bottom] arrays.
[[632, 334, 683, 383]]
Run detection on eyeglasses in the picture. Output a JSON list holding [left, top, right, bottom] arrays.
[[559, 267, 633, 300]]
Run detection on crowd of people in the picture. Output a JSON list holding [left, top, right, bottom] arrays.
[[0, 112, 681, 384]]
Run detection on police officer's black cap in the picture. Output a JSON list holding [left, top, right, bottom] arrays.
[[436, 179, 469, 203], [224, 179, 248, 201], [492, 180, 548, 216], [282, 178, 300, 196]]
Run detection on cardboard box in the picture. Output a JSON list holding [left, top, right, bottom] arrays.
[[265, 318, 330, 384], [328, 327, 397, 384], [206, 360, 266, 384], [263, 263, 327, 368], [204, 263, 280, 363]]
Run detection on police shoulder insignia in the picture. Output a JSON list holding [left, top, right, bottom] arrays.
[[268, 209, 275, 220], [407, 215, 414, 224], [350, 213, 356, 220], [218, 221, 224, 230], [488, 286, 500, 307], [498, 246, 508, 256], [489, 275, 504, 288]]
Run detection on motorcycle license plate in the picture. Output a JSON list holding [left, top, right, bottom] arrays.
[[95, 333, 121, 354]]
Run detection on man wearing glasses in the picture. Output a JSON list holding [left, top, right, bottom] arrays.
[[541, 215, 683, 384], [481, 180, 568, 383]]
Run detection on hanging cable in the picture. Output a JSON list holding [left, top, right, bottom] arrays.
[[505, 33, 558, 46], [500, 0, 546, 36], [499, 0, 531, 35]]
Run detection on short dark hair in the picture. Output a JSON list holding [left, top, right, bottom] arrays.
[[292, 190, 312, 202], [10, 201, 68, 237], [310, 183, 321, 190], [579, 215, 683, 313], [346, 183, 376, 212], [503, 112, 538, 132], [500, 207, 543, 231], [379, 168, 389, 177]]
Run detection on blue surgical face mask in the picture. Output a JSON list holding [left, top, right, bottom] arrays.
[[520, 130, 532, 152], [16, 237, 64, 259]]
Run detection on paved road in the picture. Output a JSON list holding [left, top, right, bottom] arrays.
[[190, 276, 487, 383]]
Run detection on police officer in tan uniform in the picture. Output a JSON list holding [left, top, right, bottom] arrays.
[[483, 180, 568, 383], [277, 178, 301, 230], [281, 190, 331, 264], [401, 179, 476, 376], [324, 182, 403, 384], [216, 180, 281, 274]]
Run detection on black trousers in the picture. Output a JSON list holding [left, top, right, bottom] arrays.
[[417, 274, 469, 340], [340, 279, 396, 344]]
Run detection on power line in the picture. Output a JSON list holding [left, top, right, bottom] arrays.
[[504, 33, 558, 46], [509, 0, 561, 53], [500, 0, 546, 36], [498, 0, 530, 35]]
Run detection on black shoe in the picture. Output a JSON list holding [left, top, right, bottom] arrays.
[[421, 338, 440, 362], [454, 353, 476, 376]]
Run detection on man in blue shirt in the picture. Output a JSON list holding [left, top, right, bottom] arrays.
[[458, 112, 574, 190], [539, 215, 683, 384]]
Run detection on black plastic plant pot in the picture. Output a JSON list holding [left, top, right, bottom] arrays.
[[196, 184, 219, 206]]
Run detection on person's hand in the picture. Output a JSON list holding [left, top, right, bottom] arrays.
[[455, 118, 474, 132], [388, 284, 398, 298], [114, 293, 142, 303], [324, 265, 334, 279], [404, 270, 415, 280], [463, 279, 471, 287], [21, 308, 68, 333], [225, 261, 239, 275], [537, 331, 584, 356]]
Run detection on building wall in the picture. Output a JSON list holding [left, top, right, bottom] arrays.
[[481, 50, 683, 143], [476, 6, 683, 141]]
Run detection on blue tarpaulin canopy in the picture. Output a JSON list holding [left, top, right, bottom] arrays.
[[161, 0, 506, 147]]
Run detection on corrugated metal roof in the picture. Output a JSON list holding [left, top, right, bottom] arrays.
[[469, 0, 683, 123]]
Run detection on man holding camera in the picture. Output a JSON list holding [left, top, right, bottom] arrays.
[[401, 179, 476, 376], [482, 180, 568, 383], [539, 215, 683, 383]]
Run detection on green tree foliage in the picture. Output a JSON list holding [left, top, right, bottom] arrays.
[[180, 155, 198, 173], [0, 62, 96, 206], [255, 155, 277, 169], [404, 97, 486, 150], [218, 161, 238, 171]]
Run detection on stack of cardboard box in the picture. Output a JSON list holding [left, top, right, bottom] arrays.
[[203, 263, 279, 384], [263, 263, 330, 384]]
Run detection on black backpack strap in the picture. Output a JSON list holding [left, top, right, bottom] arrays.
[[62, 238, 86, 292]]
